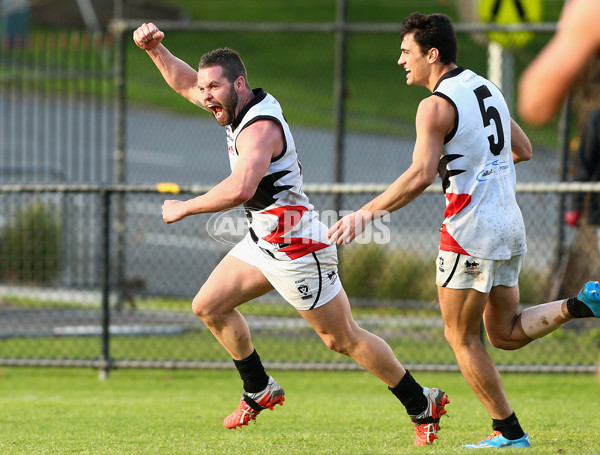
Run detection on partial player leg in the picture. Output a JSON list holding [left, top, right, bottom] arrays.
[[298, 288, 406, 384], [192, 253, 273, 359], [191, 253, 285, 429], [298, 288, 449, 445], [484, 282, 600, 349], [439, 286, 528, 446]]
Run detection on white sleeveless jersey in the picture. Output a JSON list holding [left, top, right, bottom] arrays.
[[433, 68, 526, 260], [226, 89, 329, 260]]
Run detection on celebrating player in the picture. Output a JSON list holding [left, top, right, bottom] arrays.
[[328, 12, 600, 449], [133, 23, 449, 445]]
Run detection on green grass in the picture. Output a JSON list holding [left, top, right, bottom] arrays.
[[0, 367, 598, 454]]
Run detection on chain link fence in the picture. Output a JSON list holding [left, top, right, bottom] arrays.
[[1, 18, 600, 374]]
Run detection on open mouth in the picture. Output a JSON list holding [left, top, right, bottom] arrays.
[[207, 104, 224, 119]]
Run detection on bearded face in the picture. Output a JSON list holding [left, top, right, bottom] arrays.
[[197, 66, 241, 126]]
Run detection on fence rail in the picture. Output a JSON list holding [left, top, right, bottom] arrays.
[[2, 16, 599, 376], [1, 184, 599, 377]]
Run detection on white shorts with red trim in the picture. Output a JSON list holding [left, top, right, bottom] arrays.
[[229, 232, 342, 310]]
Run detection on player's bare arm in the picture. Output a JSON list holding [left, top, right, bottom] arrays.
[[510, 119, 532, 164], [518, 0, 600, 125], [162, 120, 282, 223], [133, 23, 203, 108], [328, 96, 449, 244]]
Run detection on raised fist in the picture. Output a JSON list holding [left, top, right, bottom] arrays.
[[133, 23, 165, 51]]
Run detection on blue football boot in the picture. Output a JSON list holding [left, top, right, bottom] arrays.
[[576, 281, 600, 317], [462, 431, 531, 449]]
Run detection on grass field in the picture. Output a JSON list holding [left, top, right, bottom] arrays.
[[1, 367, 598, 454]]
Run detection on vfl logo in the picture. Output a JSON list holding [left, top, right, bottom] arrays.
[[295, 278, 313, 300], [476, 159, 509, 182], [464, 260, 481, 276]]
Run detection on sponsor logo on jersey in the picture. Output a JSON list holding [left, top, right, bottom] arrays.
[[476, 159, 510, 182]]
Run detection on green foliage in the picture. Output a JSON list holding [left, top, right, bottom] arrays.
[[339, 244, 549, 305], [339, 244, 437, 301], [0, 201, 61, 284], [517, 266, 547, 305]]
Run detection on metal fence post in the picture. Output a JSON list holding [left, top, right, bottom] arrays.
[[113, 0, 127, 310], [99, 188, 112, 380], [332, 0, 348, 213], [554, 96, 572, 292]]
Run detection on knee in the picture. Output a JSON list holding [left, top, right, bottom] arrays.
[[444, 326, 482, 352], [191, 293, 214, 321], [321, 333, 353, 356], [486, 333, 520, 351]]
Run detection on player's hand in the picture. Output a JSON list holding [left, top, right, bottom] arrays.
[[565, 210, 581, 228], [133, 23, 165, 51], [327, 210, 373, 245], [162, 199, 186, 224]]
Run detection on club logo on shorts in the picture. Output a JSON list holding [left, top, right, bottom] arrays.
[[438, 257, 445, 272], [326, 271, 338, 284], [464, 260, 481, 276], [295, 278, 313, 300]]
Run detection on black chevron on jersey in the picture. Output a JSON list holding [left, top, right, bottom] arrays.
[[244, 170, 294, 211], [438, 154, 465, 193]]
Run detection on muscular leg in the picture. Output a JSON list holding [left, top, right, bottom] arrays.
[[484, 285, 571, 349], [298, 287, 405, 387], [299, 287, 449, 446], [192, 254, 273, 360], [438, 286, 513, 419]]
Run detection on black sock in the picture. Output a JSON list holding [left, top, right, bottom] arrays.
[[232, 350, 269, 393], [567, 297, 594, 318], [492, 412, 525, 440], [388, 370, 427, 416]]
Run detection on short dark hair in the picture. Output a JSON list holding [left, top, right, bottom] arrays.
[[400, 13, 457, 64], [199, 48, 249, 84]]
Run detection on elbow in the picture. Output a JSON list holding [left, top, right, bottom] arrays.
[[421, 172, 437, 188], [522, 146, 533, 162], [412, 175, 435, 194], [517, 102, 549, 127], [517, 90, 561, 127], [518, 143, 533, 163], [523, 138, 533, 161], [517, 77, 556, 127], [231, 185, 255, 206]]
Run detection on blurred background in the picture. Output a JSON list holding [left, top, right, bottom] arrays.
[[1, 0, 599, 374]]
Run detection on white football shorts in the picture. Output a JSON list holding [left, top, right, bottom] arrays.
[[435, 251, 524, 293], [228, 232, 342, 310]]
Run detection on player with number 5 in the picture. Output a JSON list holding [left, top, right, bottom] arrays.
[[328, 12, 600, 449]]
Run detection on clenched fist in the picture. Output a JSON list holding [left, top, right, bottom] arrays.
[[133, 22, 165, 51], [162, 199, 187, 224]]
